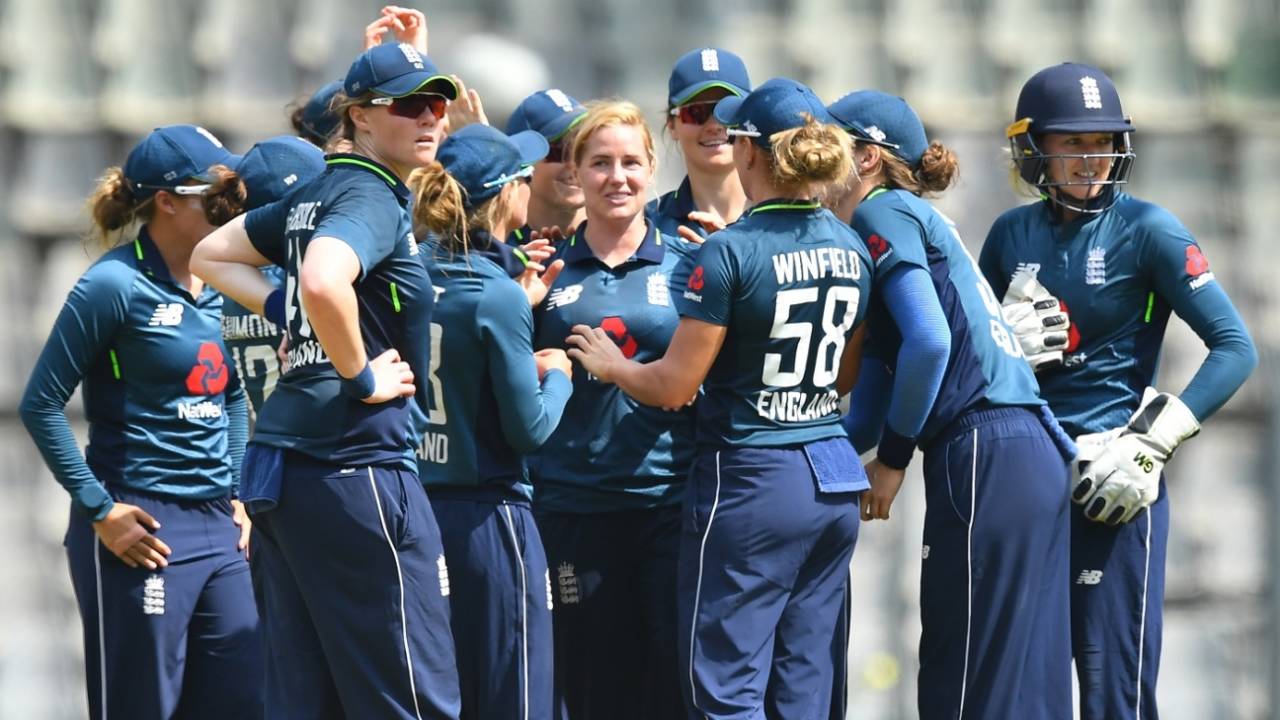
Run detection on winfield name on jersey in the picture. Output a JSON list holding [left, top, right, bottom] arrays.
[[771, 247, 863, 284], [756, 388, 841, 423]]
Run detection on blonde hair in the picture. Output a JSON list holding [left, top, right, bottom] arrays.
[[569, 99, 656, 171], [877, 141, 959, 197], [331, 90, 369, 146], [408, 162, 518, 256], [766, 114, 854, 192]]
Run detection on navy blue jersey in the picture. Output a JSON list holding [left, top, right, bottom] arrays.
[[646, 176, 703, 241], [244, 154, 435, 467], [676, 200, 873, 448], [221, 264, 284, 420], [20, 230, 247, 520], [854, 188, 1042, 442], [417, 233, 572, 498], [980, 192, 1256, 436], [531, 222, 699, 512]]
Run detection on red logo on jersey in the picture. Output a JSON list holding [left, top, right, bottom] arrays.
[[1185, 246, 1209, 276], [600, 316, 638, 359], [867, 234, 889, 262], [1058, 300, 1081, 353], [688, 266, 705, 292], [186, 342, 229, 395]]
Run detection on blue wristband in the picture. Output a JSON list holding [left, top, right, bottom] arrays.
[[340, 362, 376, 400], [876, 424, 917, 470], [263, 288, 286, 329]]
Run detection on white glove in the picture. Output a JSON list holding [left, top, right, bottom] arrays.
[[1072, 388, 1201, 525], [1001, 269, 1070, 372]]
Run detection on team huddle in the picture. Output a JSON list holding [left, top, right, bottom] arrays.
[[18, 6, 1259, 720]]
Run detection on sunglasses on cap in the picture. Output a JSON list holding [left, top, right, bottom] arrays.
[[481, 164, 535, 189], [367, 93, 449, 120], [135, 182, 212, 196], [669, 100, 719, 126]]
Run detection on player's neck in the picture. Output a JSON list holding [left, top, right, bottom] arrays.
[[146, 223, 203, 296], [686, 165, 747, 225]]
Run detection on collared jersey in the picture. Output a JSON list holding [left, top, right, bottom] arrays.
[[417, 232, 572, 499], [676, 200, 873, 448], [980, 192, 1253, 436], [855, 188, 1042, 443], [221, 265, 284, 420], [244, 154, 435, 467], [20, 229, 246, 520], [647, 176, 703, 241], [531, 221, 699, 512]]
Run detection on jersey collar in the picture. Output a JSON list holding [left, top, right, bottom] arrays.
[[324, 153, 412, 206], [657, 176, 698, 222], [747, 197, 822, 215], [132, 226, 171, 283], [563, 219, 665, 266]]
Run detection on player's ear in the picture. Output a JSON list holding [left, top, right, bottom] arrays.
[[152, 190, 178, 216], [348, 104, 374, 135]]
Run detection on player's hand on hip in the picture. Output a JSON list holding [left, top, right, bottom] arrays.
[[1000, 268, 1069, 372], [231, 499, 252, 559], [93, 503, 173, 570], [362, 348, 416, 404], [860, 459, 906, 521], [565, 324, 626, 383], [534, 348, 573, 381], [1073, 388, 1199, 525]]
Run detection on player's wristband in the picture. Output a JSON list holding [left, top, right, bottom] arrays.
[[263, 288, 286, 329], [340, 362, 377, 400], [876, 424, 916, 470]]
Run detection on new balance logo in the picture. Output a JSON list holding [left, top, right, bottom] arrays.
[[143, 574, 165, 615], [437, 554, 450, 597], [546, 284, 583, 310], [557, 562, 580, 605], [1076, 569, 1103, 585], [149, 303, 184, 326], [1013, 262, 1041, 277]]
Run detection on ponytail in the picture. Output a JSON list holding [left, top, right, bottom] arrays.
[[881, 141, 959, 197], [201, 164, 248, 226], [87, 167, 144, 249], [408, 162, 469, 254]]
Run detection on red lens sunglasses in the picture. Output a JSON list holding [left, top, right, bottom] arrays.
[[669, 100, 719, 125], [368, 93, 449, 120]]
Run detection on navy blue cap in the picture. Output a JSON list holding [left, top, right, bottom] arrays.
[[344, 43, 459, 99], [713, 77, 834, 148], [299, 80, 342, 145], [123, 125, 240, 198], [827, 90, 930, 167], [668, 48, 751, 106], [506, 89, 587, 142], [236, 135, 326, 211], [437, 125, 549, 207], [1015, 62, 1134, 134]]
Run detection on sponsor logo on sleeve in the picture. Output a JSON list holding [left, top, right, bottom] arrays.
[[866, 234, 891, 264], [1185, 246, 1215, 290], [683, 265, 705, 303]]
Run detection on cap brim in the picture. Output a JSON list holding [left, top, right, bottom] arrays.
[[193, 151, 243, 181], [712, 95, 746, 127], [1039, 119, 1136, 134], [509, 130, 550, 166], [671, 80, 748, 107], [375, 73, 460, 100]]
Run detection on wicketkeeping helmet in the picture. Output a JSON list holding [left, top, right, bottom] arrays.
[[1007, 62, 1136, 214]]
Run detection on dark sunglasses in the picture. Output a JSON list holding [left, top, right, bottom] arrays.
[[544, 139, 567, 164], [669, 100, 719, 126], [368, 93, 449, 120]]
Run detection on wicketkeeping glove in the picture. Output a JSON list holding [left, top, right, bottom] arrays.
[[1000, 268, 1070, 372], [1072, 388, 1201, 525]]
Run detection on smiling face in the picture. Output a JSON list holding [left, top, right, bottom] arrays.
[[668, 87, 737, 175], [575, 123, 654, 224], [1039, 132, 1117, 202], [530, 144, 584, 213]]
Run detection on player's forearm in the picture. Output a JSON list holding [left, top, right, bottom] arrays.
[[193, 215, 274, 312], [300, 276, 367, 379], [613, 356, 698, 409]]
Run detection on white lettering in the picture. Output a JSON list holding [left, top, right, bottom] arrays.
[[285, 201, 322, 234], [417, 432, 449, 464], [754, 389, 841, 423], [771, 249, 862, 285], [177, 400, 223, 421], [286, 339, 329, 370]]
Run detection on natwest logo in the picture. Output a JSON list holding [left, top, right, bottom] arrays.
[[186, 342, 229, 395], [178, 400, 222, 421], [687, 265, 705, 291]]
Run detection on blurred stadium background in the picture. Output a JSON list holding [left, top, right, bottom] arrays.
[[0, 0, 1275, 717]]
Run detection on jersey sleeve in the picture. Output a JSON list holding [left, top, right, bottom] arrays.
[[312, 185, 401, 281], [978, 216, 1012, 298], [842, 355, 892, 454], [244, 197, 291, 267], [224, 386, 248, 496], [852, 200, 929, 277], [675, 233, 736, 326], [1139, 216, 1258, 421], [18, 259, 132, 520], [478, 280, 573, 454]]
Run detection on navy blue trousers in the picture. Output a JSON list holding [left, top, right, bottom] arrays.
[[917, 407, 1072, 720], [679, 446, 860, 720], [250, 452, 460, 719], [65, 488, 262, 720], [428, 493, 553, 720], [1071, 478, 1168, 720], [536, 505, 687, 720]]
